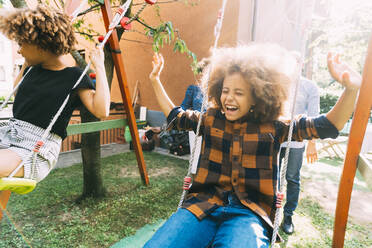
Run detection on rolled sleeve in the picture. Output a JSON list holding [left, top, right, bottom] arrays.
[[278, 115, 339, 143], [313, 115, 339, 139], [166, 107, 183, 130], [166, 106, 204, 133]]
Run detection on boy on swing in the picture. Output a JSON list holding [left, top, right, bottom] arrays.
[[145, 44, 361, 247], [0, 6, 110, 184]]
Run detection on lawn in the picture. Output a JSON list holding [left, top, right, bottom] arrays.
[[0, 152, 187, 248], [1, 151, 371, 247]]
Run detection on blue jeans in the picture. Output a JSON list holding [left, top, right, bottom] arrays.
[[144, 193, 270, 248], [279, 147, 305, 217]]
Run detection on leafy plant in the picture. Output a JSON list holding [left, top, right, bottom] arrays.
[[146, 21, 199, 74], [68, 1, 199, 73], [319, 93, 338, 114], [308, 1, 371, 90]]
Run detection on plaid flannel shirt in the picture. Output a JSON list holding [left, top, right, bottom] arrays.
[[167, 107, 338, 232]]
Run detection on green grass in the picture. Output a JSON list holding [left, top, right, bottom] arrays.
[[277, 197, 372, 248], [314, 157, 369, 192], [318, 157, 344, 167], [284, 197, 372, 248], [1, 152, 371, 247], [0, 152, 188, 248], [278, 155, 372, 248]]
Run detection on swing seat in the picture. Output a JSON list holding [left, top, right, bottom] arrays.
[[0, 178, 36, 194]]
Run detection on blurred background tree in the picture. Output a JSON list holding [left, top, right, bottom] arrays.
[[307, 0, 372, 113]]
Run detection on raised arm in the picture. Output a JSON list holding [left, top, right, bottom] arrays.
[[78, 46, 110, 119], [325, 53, 362, 130], [149, 53, 175, 117]]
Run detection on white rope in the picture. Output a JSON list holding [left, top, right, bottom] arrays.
[[103, 0, 132, 44], [175, 1, 312, 245], [177, 0, 228, 210], [270, 65, 301, 246], [5, 0, 132, 180], [270, 1, 314, 242], [126, 1, 148, 25], [70, 0, 88, 22]]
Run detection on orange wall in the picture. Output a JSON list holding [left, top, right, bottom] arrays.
[[18, 0, 240, 111], [109, 0, 240, 110]]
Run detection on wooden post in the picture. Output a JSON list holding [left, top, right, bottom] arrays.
[[332, 35, 372, 247], [100, 0, 149, 185], [0, 190, 11, 220]]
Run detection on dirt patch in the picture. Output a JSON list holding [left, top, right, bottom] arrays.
[[119, 167, 175, 178], [285, 214, 322, 246], [60, 212, 74, 222], [301, 159, 372, 227], [119, 167, 139, 178], [149, 167, 176, 177]]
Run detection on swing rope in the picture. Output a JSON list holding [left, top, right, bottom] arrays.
[[69, 0, 88, 22], [270, 65, 302, 246], [0, 1, 136, 245], [177, 0, 228, 209], [270, 2, 313, 242], [0, 0, 156, 183], [175, 1, 309, 246], [0, 0, 133, 184], [125, 1, 148, 25]]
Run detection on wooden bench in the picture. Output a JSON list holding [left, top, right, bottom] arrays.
[[357, 154, 372, 191], [318, 137, 348, 159]]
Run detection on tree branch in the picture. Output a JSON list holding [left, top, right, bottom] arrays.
[[121, 38, 152, 45], [75, 31, 95, 38], [77, 4, 101, 17], [70, 50, 94, 74], [135, 17, 156, 31], [132, 0, 183, 6]]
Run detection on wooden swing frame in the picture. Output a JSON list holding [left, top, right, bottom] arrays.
[[1, 2, 371, 247], [332, 32, 372, 247], [1, 0, 149, 219]]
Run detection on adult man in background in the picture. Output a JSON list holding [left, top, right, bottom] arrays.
[[280, 76, 320, 234]]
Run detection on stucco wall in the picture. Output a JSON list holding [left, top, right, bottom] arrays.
[[4, 0, 241, 112], [110, 0, 240, 111]]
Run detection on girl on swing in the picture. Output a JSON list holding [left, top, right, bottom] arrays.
[[145, 43, 361, 247], [0, 6, 110, 183]]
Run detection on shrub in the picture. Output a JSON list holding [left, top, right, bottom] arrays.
[[320, 93, 338, 114]]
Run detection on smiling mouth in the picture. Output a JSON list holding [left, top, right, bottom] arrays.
[[225, 105, 238, 112]]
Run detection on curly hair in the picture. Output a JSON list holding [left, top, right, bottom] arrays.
[[0, 5, 76, 55], [205, 43, 297, 123]]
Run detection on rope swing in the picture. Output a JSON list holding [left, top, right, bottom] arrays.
[[0, 0, 157, 195], [177, 0, 229, 209], [173, 1, 304, 246]]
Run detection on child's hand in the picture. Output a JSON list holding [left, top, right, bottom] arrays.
[[89, 46, 105, 69], [150, 53, 164, 81], [306, 141, 318, 164], [327, 52, 362, 90]]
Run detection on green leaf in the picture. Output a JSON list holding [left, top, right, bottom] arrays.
[[173, 41, 180, 52]]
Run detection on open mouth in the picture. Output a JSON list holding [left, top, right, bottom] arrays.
[[225, 105, 238, 112]]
